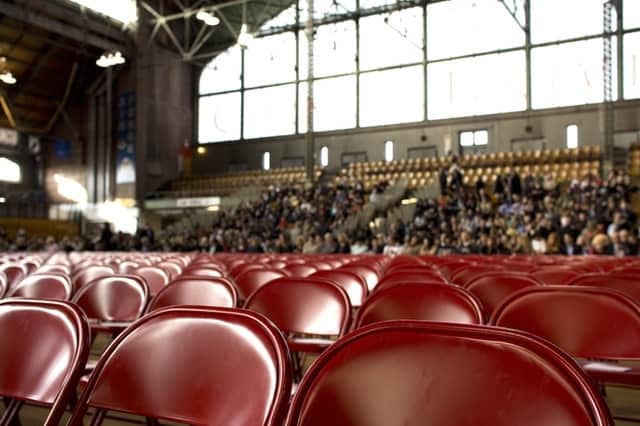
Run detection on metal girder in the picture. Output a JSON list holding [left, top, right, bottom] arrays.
[[0, 1, 128, 53], [497, 0, 527, 32]]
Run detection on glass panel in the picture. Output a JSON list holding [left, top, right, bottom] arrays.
[[359, 7, 423, 70], [199, 46, 242, 94], [299, 75, 357, 132], [67, 0, 137, 24], [474, 130, 489, 145], [243, 85, 296, 139], [198, 92, 241, 143], [299, 21, 357, 78], [428, 51, 526, 119], [320, 146, 329, 166], [532, 38, 618, 109], [359, 66, 424, 127], [624, 32, 640, 99], [299, 0, 356, 20], [263, 152, 271, 170], [460, 132, 474, 147], [625, 0, 640, 29], [263, 4, 297, 30], [384, 140, 394, 162], [244, 33, 297, 87], [532, 0, 609, 44], [360, 0, 398, 10], [427, 0, 524, 61], [566, 124, 579, 149], [0, 157, 20, 182]]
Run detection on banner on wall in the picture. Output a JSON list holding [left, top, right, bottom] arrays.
[[115, 91, 136, 198]]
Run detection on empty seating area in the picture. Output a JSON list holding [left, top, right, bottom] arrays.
[[0, 251, 638, 424], [337, 146, 602, 189], [168, 166, 324, 197]]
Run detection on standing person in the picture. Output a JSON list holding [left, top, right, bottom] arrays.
[[178, 140, 193, 178], [99, 222, 113, 251]]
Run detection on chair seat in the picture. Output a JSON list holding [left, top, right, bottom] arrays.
[[579, 359, 640, 387], [288, 337, 335, 353]]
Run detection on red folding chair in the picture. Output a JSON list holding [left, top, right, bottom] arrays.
[[147, 277, 238, 312], [355, 283, 483, 328], [491, 286, 640, 387], [36, 263, 72, 275], [532, 268, 583, 285], [72, 265, 115, 292], [310, 270, 368, 308], [235, 268, 289, 301], [134, 265, 170, 296], [285, 321, 613, 426], [0, 262, 27, 290], [0, 299, 90, 426], [5, 272, 72, 301], [569, 274, 640, 303], [68, 307, 291, 426], [338, 265, 379, 291], [0, 271, 6, 297], [466, 272, 541, 320]]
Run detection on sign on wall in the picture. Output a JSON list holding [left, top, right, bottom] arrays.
[[0, 128, 18, 146], [115, 91, 136, 198]]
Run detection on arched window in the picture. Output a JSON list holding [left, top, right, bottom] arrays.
[[320, 146, 329, 167], [0, 157, 21, 182], [262, 152, 271, 170], [384, 140, 394, 162]]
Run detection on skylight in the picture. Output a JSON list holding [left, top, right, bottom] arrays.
[[66, 0, 137, 25]]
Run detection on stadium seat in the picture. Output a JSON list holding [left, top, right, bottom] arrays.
[[0, 271, 6, 297], [355, 283, 483, 328], [0, 262, 28, 290], [72, 265, 115, 291], [449, 264, 504, 286], [532, 268, 583, 285], [244, 277, 351, 355], [338, 265, 380, 290], [491, 286, 640, 387], [235, 268, 289, 301], [134, 265, 170, 296], [569, 274, 640, 302], [284, 264, 318, 278], [5, 272, 72, 300], [68, 307, 292, 425], [117, 260, 140, 274], [0, 299, 90, 425], [156, 261, 183, 280], [310, 270, 368, 307], [285, 321, 613, 426], [147, 277, 238, 312], [181, 266, 225, 278], [466, 273, 541, 320], [36, 263, 72, 275], [375, 271, 449, 291]]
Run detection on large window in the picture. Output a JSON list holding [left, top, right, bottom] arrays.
[[428, 51, 526, 119], [359, 66, 423, 127], [199, 46, 241, 94], [198, 93, 241, 143], [244, 33, 296, 87], [299, 76, 357, 132], [625, 0, 640, 29], [0, 157, 20, 183], [299, 21, 357, 79], [244, 85, 296, 139], [624, 32, 640, 99], [531, 0, 610, 44], [566, 125, 579, 149]]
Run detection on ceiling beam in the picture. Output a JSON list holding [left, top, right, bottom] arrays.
[[0, 1, 128, 53]]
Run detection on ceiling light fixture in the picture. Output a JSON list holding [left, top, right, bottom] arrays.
[[96, 51, 126, 68], [196, 9, 220, 26], [238, 24, 254, 48], [0, 71, 16, 85]]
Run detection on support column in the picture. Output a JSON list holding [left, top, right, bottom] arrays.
[[602, 1, 615, 174], [304, 0, 315, 182]]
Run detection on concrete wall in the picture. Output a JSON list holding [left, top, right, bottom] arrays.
[[193, 100, 640, 175]]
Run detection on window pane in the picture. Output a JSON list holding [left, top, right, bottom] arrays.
[[244, 33, 296, 87], [299, 0, 356, 20], [199, 46, 242, 94], [360, 0, 397, 10], [359, 66, 424, 127], [198, 93, 241, 143], [359, 7, 423, 70], [532, 38, 618, 109], [427, 0, 524, 61], [625, 0, 640, 29], [624, 32, 640, 99], [299, 76, 357, 132], [532, 0, 609, 44], [263, 4, 296, 30], [384, 140, 394, 162], [474, 130, 488, 145], [299, 21, 356, 78], [0, 157, 20, 182], [566, 125, 579, 149], [460, 132, 474, 147], [244, 85, 296, 139], [263, 152, 271, 170], [428, 51, 526, 119], [320, 146, 329, 167]]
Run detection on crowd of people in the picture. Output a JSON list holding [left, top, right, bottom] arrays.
[[1, 164, 638, 257]]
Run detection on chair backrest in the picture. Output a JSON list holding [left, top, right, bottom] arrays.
[[235, 268, 288, 300], [68, 307, 291, 426], [569, 274, 640, 303], [134, 266, 170, 296], [72, 275, 149, 322], [285, 321, 613, 426], [244, 278, 352, 337], [118, 260, 140, 274], [356, 284, 483, 328], [72, 265, 114, 291], [36, 264, 72, 275], [157, 261, 183, 280], [0, 299, 90, 425], [6, 273, 72, 301], [182, 266, 224, 278], [0, 271, 6, 297], [532, 268, 582, 285], [310, 270, 368, 307], [284, 264, 317, 278], [338, 265, 379, 290], [0, 262, 28, 289], [466, 273, 541, 319], [375, 272, 449, 292], [147, 277, 238, 312], [491, 286, 640, 360], [450, 264, 504, 286]]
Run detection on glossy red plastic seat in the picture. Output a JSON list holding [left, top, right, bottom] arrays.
[[134, 266, 170, 296], [72, 265, 114, 291], [569, 274, 640, 302], [156, 261, 183, 280], [449, 264, 504, 286], [147, 277, 238, 312], [0, 262, 27, 289], [310, 270, 368, 307], [244, 277, 351, 354], [338, 265, 379, 291], [117, 260, 140, 274], [0, 299, 90, 425], [356, 283, 483, 328], [491, 286, 640, 387], [0, 271, 6, 297], [72, 275, 149, 334], [286, 321, 613, 426], [235, 268, 288, 301], [68, 307, 292, 426], [532, 268, 582, 285], [284, 264, 318, 278], [182, 266, 224, 278], [5, 273, 72, 301], [466, 273, 541, 319], [36, 263, 72, 275], [375, 271, 449, 291]]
